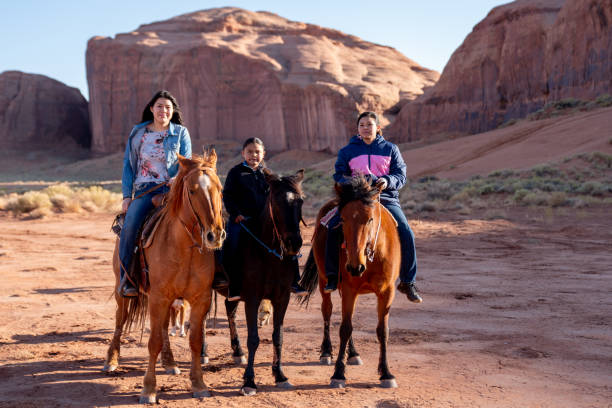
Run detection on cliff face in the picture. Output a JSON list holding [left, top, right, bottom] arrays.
[[0, 71, 90, 149], [86, 7, 438, 154], [388, 0, 612, 142]]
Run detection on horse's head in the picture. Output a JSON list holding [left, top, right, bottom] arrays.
[[263, 168, 306, 256], [169, 150, 226, 250], [336, 177, 384, 277]]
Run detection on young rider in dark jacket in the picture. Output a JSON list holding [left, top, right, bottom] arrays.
[[222, 137, 306, 301]]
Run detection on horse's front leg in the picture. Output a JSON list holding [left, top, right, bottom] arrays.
[[377, 290, 397, 388], [225, 297, 247, 364], [319, 282, 334, 365], [189, 298, 212, 398], [140, 297, 171, 404], [330, 291, 358, 388], [271, 294, 293, 388], [241, 297, 260, 396]]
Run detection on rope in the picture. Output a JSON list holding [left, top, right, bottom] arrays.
[[238, 221, 302, 261]]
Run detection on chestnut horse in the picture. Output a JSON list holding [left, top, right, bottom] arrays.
[[103, 151, 225, 403], [300, 177, 400, 388]]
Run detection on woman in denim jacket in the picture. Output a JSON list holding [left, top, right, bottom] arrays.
[[323, 111, 422, 303], [118, 90, 192, 297]]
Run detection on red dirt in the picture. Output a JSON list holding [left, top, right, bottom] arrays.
[[1, 208, 610, 407]]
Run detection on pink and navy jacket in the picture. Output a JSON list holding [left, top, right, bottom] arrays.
[[333, 134, 407, 206]]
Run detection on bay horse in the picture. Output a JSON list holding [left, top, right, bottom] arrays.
[[103, 151, 226, 403], [233, 168, 306, 396], [300, 177, 400, 388]]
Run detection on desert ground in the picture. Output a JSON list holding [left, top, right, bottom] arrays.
[[0, 205, 610, 408]]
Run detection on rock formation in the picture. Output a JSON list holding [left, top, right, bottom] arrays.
[[86, 7, 438, 154], [0, 71, 90, 149], [388, 0, 612, 142]]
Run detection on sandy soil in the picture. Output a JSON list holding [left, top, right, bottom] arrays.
[[0, 208, 610, 408]]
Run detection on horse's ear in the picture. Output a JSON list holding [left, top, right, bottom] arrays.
[[334, 182, 343, 196], [263, 167, 280, 184], [208, 148, 218, 168], [178, 154, 196, 169], [294, 168, 305, 183]]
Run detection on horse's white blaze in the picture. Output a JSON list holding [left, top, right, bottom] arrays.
[[198, 174, 212, 203], [286, 192, 296, 202]]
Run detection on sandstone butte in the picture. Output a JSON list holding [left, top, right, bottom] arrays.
[[0, 71, 90, 149], [86, 7, 439, 154], [388, 0, 612, 143]]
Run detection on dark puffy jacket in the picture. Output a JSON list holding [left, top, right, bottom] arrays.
[[334, 134, 407, 206], [223, 162, 269, 222]]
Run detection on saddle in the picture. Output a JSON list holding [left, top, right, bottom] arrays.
[[111, 193, 168, 292]]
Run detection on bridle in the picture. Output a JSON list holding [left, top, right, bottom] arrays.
[[364, 200, 382, 262], [179, 166, 218, 254]]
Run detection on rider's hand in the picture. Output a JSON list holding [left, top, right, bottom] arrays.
[[121, 198, 132, 213], [375, 178, 388, 190], [235, 215, 246, 223]]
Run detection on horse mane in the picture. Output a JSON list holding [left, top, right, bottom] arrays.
[[336, 176, 379, 211], [167, 153, 219, 216], [279, 173, 304, 196]]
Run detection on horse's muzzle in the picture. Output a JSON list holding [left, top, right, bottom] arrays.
[[205, 227, 226, 249], [283, 235, 303, 256], [346, 263, 366, 277]]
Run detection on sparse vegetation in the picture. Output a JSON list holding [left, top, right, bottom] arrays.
[[0, 183, 121, 217]]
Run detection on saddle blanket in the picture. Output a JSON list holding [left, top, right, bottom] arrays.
[[320, 207, 338, 228]]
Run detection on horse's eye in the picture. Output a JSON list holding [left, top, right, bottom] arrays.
[[189, 189, 195, 194], [367, 218, 374, 224]]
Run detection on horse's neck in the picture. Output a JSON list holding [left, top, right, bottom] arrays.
[[258, 197, 275, 241]]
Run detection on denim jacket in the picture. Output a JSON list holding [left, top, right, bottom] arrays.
[[121, 120, 192, 198]]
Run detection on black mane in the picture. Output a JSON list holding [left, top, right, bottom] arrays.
[[337, 177, 378, 211]]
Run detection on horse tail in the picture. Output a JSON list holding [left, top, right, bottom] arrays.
[[298, 249, 319, 306], [123, 293, 148, 334]]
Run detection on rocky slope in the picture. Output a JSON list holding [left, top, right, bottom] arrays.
[[388, 0, 612, 142], [0, 71, 90, 149], [86, 7, 438, 154]]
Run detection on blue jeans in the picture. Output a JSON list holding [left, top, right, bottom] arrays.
[[118, 182, 169, 278], [324, 202, 417, 283]]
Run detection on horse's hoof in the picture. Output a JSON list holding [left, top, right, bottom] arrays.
[[193, 389, 211, 398], [240, 386, 257, 396], [347, 356, 363, 365], [276, 380, 294, 389], [233, 355, 247, 365], [330, 379, 346, 388], [380, 378, 398, 388], [139, 394, 157, 404], [201, 356, 209, 365], [320, 356, 332, 365], [165, 366, 181, 375], [102, 364, 118, 372]]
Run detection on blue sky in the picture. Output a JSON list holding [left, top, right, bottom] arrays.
[[1, 1, 507, 99]]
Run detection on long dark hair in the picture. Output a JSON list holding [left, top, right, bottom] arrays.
[[357, 111, 382, 136], [242, 137, 265, 150], [140, 90, 184, 125]]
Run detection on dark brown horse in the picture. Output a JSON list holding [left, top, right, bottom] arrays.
[[300, 177, 400, 388], [103, 151, 226, 403], [233, 168, 306, 396]]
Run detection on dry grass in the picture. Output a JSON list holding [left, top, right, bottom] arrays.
[[0, 183, 121, 216]]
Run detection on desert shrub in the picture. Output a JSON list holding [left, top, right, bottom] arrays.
[[418, 201, 437, 212], [578, 181, 605, 196], [3, 191, 52, 214], [500, 118, 518, 128], [532, 164, 560, 177], [591, 152, 612, 169], [512, 189, 530, 203], [424, 180, 457, 201], [521, 191, 549, 206], [595, 94, 612, 107], [548, 192, 568, 207], [552, 98, 584, 110], [488, 169, 515, 178]]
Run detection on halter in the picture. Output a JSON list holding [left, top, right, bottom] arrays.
[[178, 166, 216, 254]]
